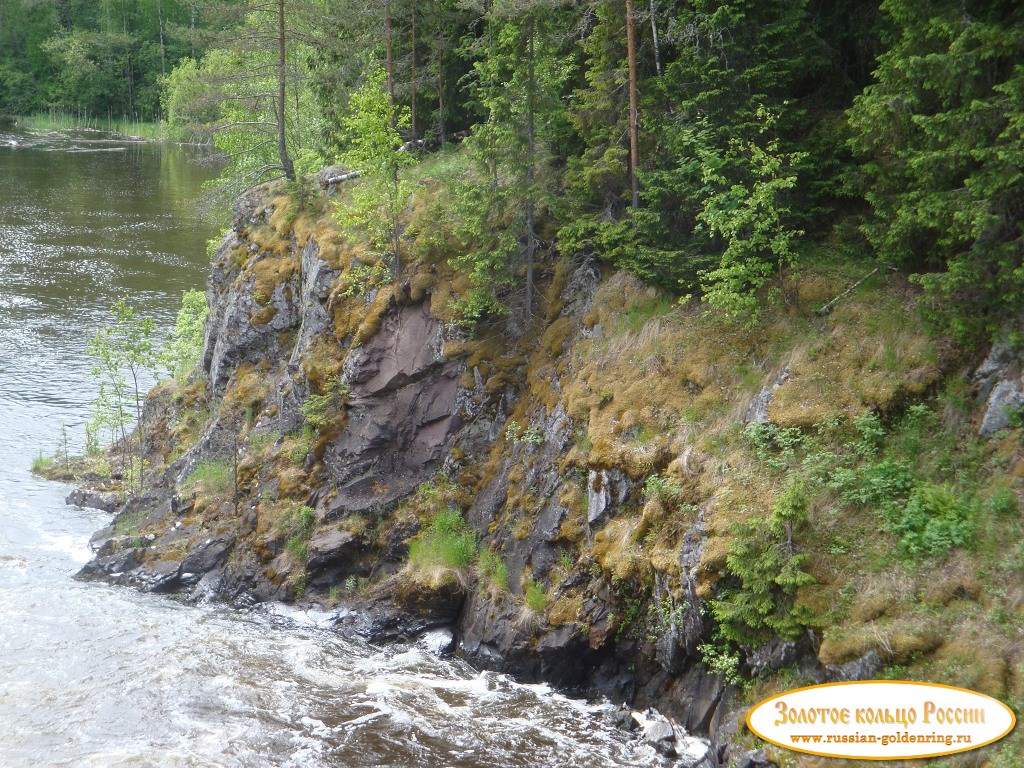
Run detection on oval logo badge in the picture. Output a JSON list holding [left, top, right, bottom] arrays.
[[747, 681, 1015, 760]]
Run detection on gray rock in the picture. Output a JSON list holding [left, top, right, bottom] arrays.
[[66, 488, 123, 513], [587, 468, 630, 525], [825, 649, 882, 682], [745, 367, 790, 424], [417, 627, 456, 655], [973, 336, 1024, 436]]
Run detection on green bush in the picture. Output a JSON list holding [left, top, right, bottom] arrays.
[[885, 484, 974, 559], [280, 505, 316, 563], [711, 477, 816, 645]]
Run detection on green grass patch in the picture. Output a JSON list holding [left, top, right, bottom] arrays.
[[183, 459, 232, 496], [278, 504, 316, 563], [17, 112, 167, 140], [478, 547, 509, 592], [523, 578, 548, 612], [407, 508, 477, 585]]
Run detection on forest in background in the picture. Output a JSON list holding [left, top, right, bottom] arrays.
[[2, 0, 1022, 342]]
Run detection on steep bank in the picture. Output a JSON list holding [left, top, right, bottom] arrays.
[[67, 180, 1024, 767]]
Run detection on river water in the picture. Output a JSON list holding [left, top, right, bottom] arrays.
[[0, 130, 660, 767]]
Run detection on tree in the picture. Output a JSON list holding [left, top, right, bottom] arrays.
[[847, 0, 1024, 340], [162, 289, 209, 381], [161, 0, 324, 189], [711, 478, 816, 646], [697, 106, 806, 322], [449, 0, 575, 323], [87, 300, 158, 492], [335, 62, 416, 276]]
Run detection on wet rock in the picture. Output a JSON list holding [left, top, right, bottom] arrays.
[[180, 537, 232, 576], [66, 488, 123, 513], [325, 298, 466, 514], [347, 576, 465, 643], [587, 468, 630, 525], [417, 627, 456, 655], [727, 748, 775, 768], [746, 367, 790, 424]]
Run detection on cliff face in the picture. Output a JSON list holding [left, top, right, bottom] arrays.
[[74, 181, 1024, 766]]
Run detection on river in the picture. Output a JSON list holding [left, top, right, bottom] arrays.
[[0, 129, 661, 768]]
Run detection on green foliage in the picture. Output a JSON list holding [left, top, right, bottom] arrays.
[[280, 504, 316, 562], [478, 547, 510, 592], [286, 424, 315, 466], [184, 459, 232, 496], [697, 107, 806, 322], [86, 299, 158, 490], [848, 0, 1024, 340], [643, 474, 684, 504], [408, 508, 477, 576], [884, 484, 974, 559], [523, 578, 548, 612], [31, 452, 54, 474], [335, 62, 416, 268], [161, 289, 208, 382], [697, 639, 744, 686], [505, 421, 543, 446], [711, 477, 816, 645]]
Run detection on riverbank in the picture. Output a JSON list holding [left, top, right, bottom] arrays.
[[46, 168, 1024, 767]]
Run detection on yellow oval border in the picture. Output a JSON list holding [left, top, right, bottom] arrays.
[[745, 680, 1017, 761]]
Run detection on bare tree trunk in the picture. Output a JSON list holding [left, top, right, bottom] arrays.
[[437, 41, 446, 146], [649, 0, 661, 78], [410, 6, 417, 140], [524, 14, 536, 318], [385, 1, 396, 130], [276, 0, 295, 180], [626, 0, 640, 209], [158, 0, 166, 76]]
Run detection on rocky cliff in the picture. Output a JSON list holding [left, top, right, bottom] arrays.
[[69, 180, 1024, 768]]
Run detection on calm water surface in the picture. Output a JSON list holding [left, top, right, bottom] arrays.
[[0, 130, 659, 767]]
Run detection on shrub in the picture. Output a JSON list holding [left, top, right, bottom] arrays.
[[279, 504, 316, 563], [885, 484, 974, 559], [711, 477, 816, 645], [407, 509, 477, 584]]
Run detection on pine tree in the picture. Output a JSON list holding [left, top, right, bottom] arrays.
[[848, 0, 1024, 340]]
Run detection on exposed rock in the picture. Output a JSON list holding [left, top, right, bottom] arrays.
[[417, 627, 456, 655], [66, 488, 123, 513], [974, 337, 1024, 435], [746, 366, 790, 424], [587, 467, 630, 525], [326, 298, 465, 514], [825, 649, 883, 682]]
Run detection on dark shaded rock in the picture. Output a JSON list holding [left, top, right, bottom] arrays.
[[825, 649, 883, 682], [345, 577, 465, 643], [180, 537, 233, 577], [66, 488, 123, 513], [326, 298, 466, 514]]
